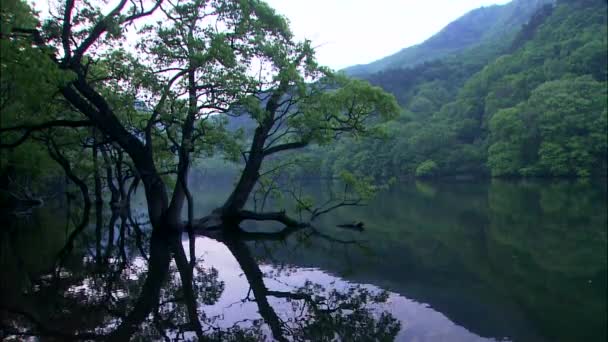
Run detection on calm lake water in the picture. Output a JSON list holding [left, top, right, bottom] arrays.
[[1, 179, 606, 341]]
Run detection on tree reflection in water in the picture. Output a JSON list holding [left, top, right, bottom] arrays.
[[1, 209, 400, 341]]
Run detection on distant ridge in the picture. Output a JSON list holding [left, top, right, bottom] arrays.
[[343, 0, 554, 76]]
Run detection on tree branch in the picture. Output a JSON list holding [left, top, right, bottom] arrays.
[[145, 69, 188, 149], [0, 120, 92, 133], [61, 0, 75, 64], [7, 28, 46, 49], [70, 0, 128, 64], [263, 141, 308, 156], [311, 200, 363, 221], [70, 0, 162, 65], [61, 82, 148, 166], [0, 120, 92, 148]]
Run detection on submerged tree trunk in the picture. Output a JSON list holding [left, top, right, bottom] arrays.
[[105, 210, 119, 260], [100, 146, 120, 207], [93, 133, 104, 266], [125, 175, 140, 209], [48, 139, 92, 260], [115, 150, 127, 203], [92, 134, 103, 206], [60, 81, 170, 231]]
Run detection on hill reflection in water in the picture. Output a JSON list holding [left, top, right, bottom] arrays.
[[1, 179, 605, 341]]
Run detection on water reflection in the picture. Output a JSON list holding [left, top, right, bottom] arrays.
[[189, 236, 500, 342], [1, 211, 401, 340], [1, 179, 606, 341]]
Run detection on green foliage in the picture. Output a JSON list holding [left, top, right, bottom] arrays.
[[0, 0, 77, 187], [487, 107, 526, 176], [1, 1, 74, 116], [290, 76, 400, 146], [324, 0, 607, 180], [415, 160, 439, 178], [486, 75, 607, 177], [529, 76, 607, 176], [339, 170, 378, 200], [0, 0, 35, 34]]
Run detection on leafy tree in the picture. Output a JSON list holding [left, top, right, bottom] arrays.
[[0, 0, 398, 233], [487, 107, 526, 176], [529, 76, 607, 176], [0, 0, 85, 202], [415, 160, 439, 178]]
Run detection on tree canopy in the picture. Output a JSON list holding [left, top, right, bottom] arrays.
[[0, 0, 399, 233]]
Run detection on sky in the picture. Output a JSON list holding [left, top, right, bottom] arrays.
[[29, 0, 512, 70], [264, 0, 512, 70]]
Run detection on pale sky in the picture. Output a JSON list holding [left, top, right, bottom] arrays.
[[264, 0, 512, 69], [30, 0, 512, 70]]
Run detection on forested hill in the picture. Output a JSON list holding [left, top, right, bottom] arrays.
[[343, 0, 555, 76], [322, 0, 607, 179]]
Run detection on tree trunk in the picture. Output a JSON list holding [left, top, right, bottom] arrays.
[[166, 68, 197, 227], [115, 150, 127, 202], [139, 163, 169, 230], [221, 84, 289, 218], [92, 133, 103, 206], [61, 81, 169, 230], [100, 146, 120, 206], [93, 134, 104, 266], [105, 210, 119, 260], [126, 175, 140, 209], [222, 126, 269, 216]]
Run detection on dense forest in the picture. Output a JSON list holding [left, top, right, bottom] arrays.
[[320, 0, 607, 179]]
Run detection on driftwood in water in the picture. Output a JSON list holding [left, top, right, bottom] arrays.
[[336, 221, 365, 231]]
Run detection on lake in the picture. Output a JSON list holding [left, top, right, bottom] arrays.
[[1, 179, 606, 341]]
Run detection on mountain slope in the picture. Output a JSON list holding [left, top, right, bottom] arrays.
[[321, 0, 607, 179], [343, 0, 554, 76]]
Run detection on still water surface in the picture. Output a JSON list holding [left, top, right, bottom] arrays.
[[1, 179, 606, 341]]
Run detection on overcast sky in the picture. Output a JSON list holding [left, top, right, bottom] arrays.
[[264, 0, 511, 70], [30, 0, 512, 70]]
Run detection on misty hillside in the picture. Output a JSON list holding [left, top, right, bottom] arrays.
[[318, 0, 607, 179], [343, 0, 554, 76]]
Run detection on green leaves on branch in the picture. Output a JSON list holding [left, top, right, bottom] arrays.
[[339, 171, 379, 201], [415, 160, 439, 178], [289, 76, 400, 146]]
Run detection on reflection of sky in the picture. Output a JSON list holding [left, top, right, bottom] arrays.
[[185, 236, 504, 342]]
